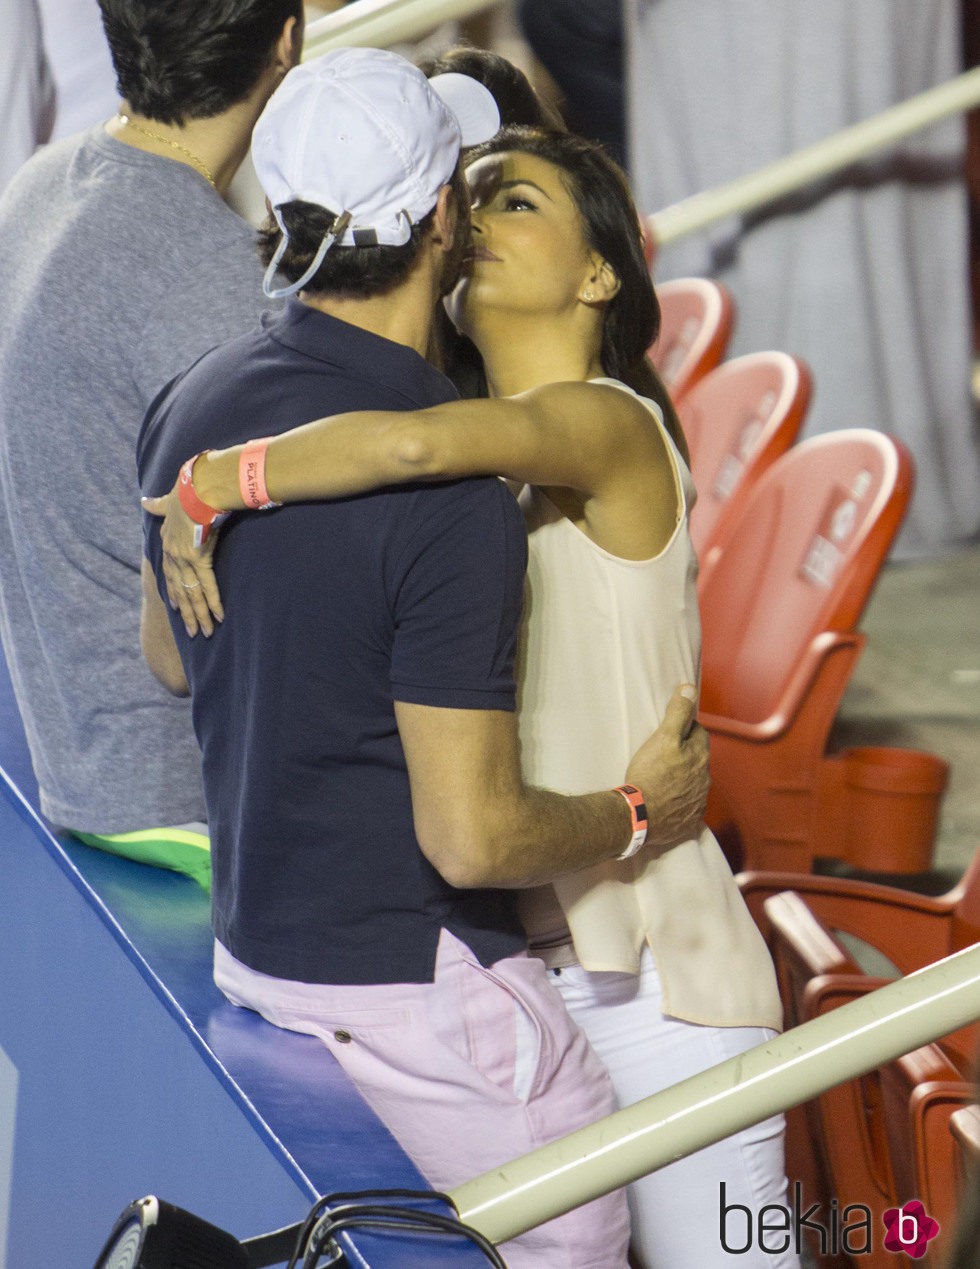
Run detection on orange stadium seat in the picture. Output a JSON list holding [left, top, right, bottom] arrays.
[[648, 277, 734, 402], [680, 350, 812, 562], [697, 430, 914, 872], [734, 866, 980, 1266], [951, 1103, 980, 1176], [947, 1103, 980, 1269], [800, 973, 975, 1268], [737, 849, 980, 997]]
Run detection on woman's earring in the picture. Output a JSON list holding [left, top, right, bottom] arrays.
[[583, 289, 594, 302]]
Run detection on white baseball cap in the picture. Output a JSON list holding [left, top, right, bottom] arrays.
[[252, 47, 500, 298]]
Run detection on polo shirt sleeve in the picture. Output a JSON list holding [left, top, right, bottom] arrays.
[[389, 478, 527, 711]]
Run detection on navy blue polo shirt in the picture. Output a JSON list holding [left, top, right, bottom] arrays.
[[138, 300, 527, 984]]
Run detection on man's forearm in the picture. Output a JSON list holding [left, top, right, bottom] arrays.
[[453, 689, 709, 888], [398, 692, 707, 892], [462, 784, 638, 888]]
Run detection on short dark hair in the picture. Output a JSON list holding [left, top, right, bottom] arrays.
[[257, 169, 470, 301], [98, 0, 302, 124], [467, 126, 660, 385], [417, 45, 562, 130]]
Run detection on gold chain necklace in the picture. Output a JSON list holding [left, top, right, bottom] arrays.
[[116, 114, 216, 188]]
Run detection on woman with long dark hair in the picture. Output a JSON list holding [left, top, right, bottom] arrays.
[[149, 127, 795, 1267]]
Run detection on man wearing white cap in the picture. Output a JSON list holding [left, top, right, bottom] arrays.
[[139, 48, 705, 1264]]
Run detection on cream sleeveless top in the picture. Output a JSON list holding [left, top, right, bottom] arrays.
[[515, 378, 781, 1030]]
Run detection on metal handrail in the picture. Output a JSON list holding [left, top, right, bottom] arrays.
[[449, 944, 980, 1245], [648, 67, 980, 246], [303, 9, 978, 250], [303, 0, 502, 59]]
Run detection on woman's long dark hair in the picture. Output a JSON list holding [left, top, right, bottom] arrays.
[[462, 127, 688, 459]]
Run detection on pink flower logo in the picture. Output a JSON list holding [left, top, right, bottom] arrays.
[[882, 1201, 940, 1258]]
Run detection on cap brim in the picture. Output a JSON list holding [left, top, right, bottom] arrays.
[[428, 72, 501, 147]]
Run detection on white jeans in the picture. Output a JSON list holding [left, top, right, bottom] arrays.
[[551, 948, 800, 1268]]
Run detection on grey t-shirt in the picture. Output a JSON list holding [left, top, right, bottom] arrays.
[[0, 127, 274, 832]]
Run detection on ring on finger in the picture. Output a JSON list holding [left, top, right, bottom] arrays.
[[181, 580, 202, 590]]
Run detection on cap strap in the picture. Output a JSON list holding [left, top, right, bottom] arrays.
[[262, 210, 352, 300]]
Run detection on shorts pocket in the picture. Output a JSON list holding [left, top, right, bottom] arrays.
[[465, 960, 544, 1104], [427, 945, 546, 1106]]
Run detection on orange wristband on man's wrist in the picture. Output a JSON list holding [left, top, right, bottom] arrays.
[[613, 784, 649, 860]]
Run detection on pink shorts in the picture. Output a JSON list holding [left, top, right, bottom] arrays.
[[215, 931, 630, 1267]]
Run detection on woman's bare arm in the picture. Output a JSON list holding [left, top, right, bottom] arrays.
[[190, 380, 662, 507], [144, 381, 678, 634]]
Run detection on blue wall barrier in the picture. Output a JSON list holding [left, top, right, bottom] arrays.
[[0, 651, 487, 1266]]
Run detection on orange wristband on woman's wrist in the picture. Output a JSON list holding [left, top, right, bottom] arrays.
[[177, 452, 228, 547], [239, 437, 281, 511]]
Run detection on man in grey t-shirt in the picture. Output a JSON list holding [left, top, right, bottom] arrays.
[[0, 0, 302, 883]]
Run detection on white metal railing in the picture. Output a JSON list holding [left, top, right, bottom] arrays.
[[449, 944, 980, 1245], [302, 0, 980, 175], [303, 0, 503, 59], [303, 8, 978, 250], [647, 66, 980, 247]]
